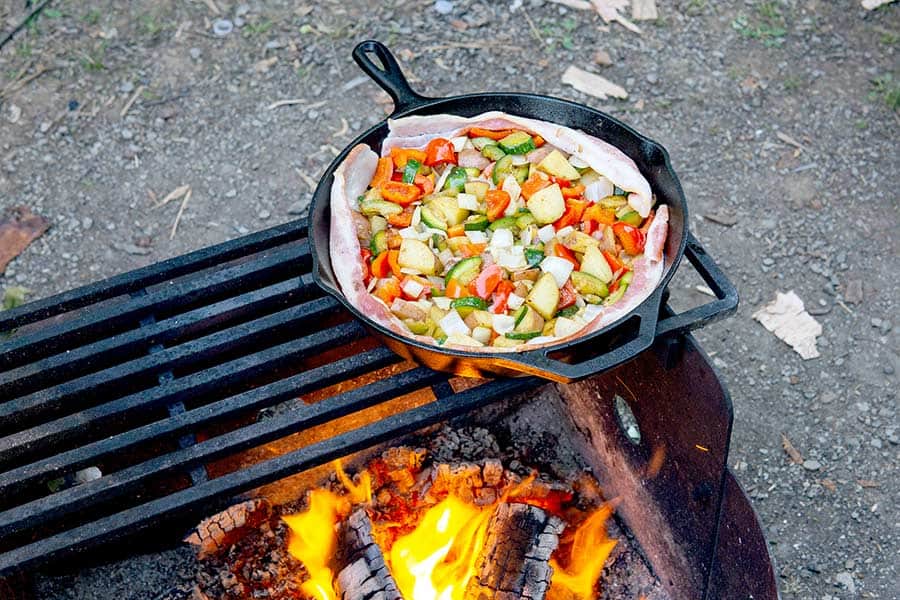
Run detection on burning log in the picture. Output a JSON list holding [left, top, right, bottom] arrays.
[[463, 502, 565, 600], [335, 509, 403, 600], [184, 499, 271, 559]]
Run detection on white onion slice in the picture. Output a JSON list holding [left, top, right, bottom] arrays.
[[492, 314, 516, 334], [465, 230, 488, 244], [440, 310, 470, 336], [585, 177, 615, 202], [569, 154, 590, 169], [457, 193, 480, 211], [507, 293, 525, 310], [490, 228, 514, 248], [433, 296, 452, 310], [540, 256, 574, 288], [537, 224, 556, 243]]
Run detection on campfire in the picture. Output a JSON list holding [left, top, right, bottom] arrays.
[[282, 453, 616, 600]]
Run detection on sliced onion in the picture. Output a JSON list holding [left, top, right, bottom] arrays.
[[510, 154, 529, 166], [537, 224, 556, 243], [507, 293, 525, 310], [526, 335, 557, 345], [457, 193, 480, 211], [440, 310, 470, 336], [490, 228, 514, 248], [583, 304, 603, 322], [398, 227, 418, 239], [450, 136, 468, 152], [434, 165, 451, 192], [497, 247, 526, 269], [411, 205, 422, 228], [401, 278, 425, 298], [471, 326, 493, 344], [585, 177, 615, 202], [502, 174, 522, 207], [492, 314, 516, 334], [556, 225, 574, 238], [569, 154, 590, 169], [433, 296, 452, 310], [540, 256, 574, 288], [520, 225, 534, 246], [465, 230, 488, 244]]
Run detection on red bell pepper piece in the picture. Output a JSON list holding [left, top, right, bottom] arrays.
[[561, 184, 586, 199], [414, 173, 435, 195], [360, 248, 372, 263], [554, 198, 589, 229], [424, 138, 457, 166], [445, 279, 469, 299], [370, 252, 391, 279], [583, 219, 598, 235], [389, 148, 427, 169], [387, 250, 403, 279], [582, 203, 617, 226], [553, 243, 579, 269], [467, 127, 514, 141], [549, 176, 572, 188], [370, 157, 394, 189], [490, 280, 516, 314], [373, 277, 402, 305], [602, 250, 626, 273], [484, 189, 511, 222], [558, 280, 577, 310], [471, 264, 503, 300], [381, 181, 423, 206], [612, 222, 646, 255]]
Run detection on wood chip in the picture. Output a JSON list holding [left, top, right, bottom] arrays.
[[861, 0, 895, 9], [631, 0, 658, 20], [562, 65, 628, 100], [856, 479, 880, 488], [781, 433, 803, 464], [153, 184, 191, 209], [753, 291, 823, 360], [820, 478, 837, 492], [591, 0, 643, 34], [0, 207, 50, 275], [703, 212, 738, 226], [776, 131, 807, 152]]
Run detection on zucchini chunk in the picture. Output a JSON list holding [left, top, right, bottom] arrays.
[[498, 131, 536, 155], [580, 245, 613, 282], [445, 256, 483, 285], [571, 271, 610, 298]]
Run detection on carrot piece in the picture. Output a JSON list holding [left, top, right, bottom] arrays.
[[370, 157, 394, 189], [561, 184, 586, 199], [533, 134, 545, 147], [445, 279, 468, 299], [373, 277, 402, 305], [467, 127, 514, 141]]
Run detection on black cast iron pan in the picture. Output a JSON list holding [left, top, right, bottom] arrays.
[[310, 40, 738, 383]]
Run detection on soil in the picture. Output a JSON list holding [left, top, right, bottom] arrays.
[[1, 0, 897, 599]]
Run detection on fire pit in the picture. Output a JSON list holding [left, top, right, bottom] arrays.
[[0, 219, 777, 599]]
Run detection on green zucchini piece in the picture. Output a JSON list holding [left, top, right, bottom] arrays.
[[492, 155, 515, 186], [369, 215, 387, 234], [450, 296, 489, 310], [463, 167, 481, 179], [599, 195, 629, 209], [604, 285, 627, 305], [556, 305, 579, 318], [443, 166, 469, 192], [571, 271, 609, 298], [421, 205, 447, 231], [464, 181, 490, 201], [481, 145, 507, 162], [488, 216, 517, 231], [402, 158, 421, 184], [505, 330, 543, 340], [369, 230, 388, 255], [470, 137, 497, 151], [513, 164, 530, 184], [618, 210, 642, 227], [464, 215, 490, 231], [524, 247, 545, 267], [444, 256, 483, 285], [359, 198, 403, 217], [498, 131, 536, 155], [515, 211, 536, 229], [513, 305, 528, 327]]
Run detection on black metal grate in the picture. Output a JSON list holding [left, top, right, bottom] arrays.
[[0, 219, 541, 574]]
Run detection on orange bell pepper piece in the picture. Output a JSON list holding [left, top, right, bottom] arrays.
[[554, 198, 589, 229], [460, 242, 487, 257], [447, 224, 466, 237], [554, 243, 579, 269], [583, 203, 617, 226], [612, 222, 646, 255], [387, 211, 413, 228], [415, 173, 435, 195], [370, 157, 394, 189], [561, 184, 586, 199], [373, 277, 402, 305], [467, 127, 514, 141], [387, 232, 402, 249], [390, 148, 427, 170], [381, 181, 423, 206], [520, 173, 551, 200], [387, 249, 403, 279], [370, 252, 390, 278], [533, 134, 545, 147], [603, 250, 626, 273], [445, 279, 469, 299], [424, 138, 457, 167], [484, 189, 511, 222]]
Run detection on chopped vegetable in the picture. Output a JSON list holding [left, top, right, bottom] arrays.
[[580, 246, 613, 282], [381, 181, 423, 206], [482, 145, 507, 162], [471, 264, 503, 299], [485, 189, 512, 222], [451, 296, 490, 310], [443, 166, 469, 192], [571, 271, 610, 298], [527, 272, 561, 320], [613, 222, 646, 255], [424, 138, 458, 167], [390, 148, 427, 169], [371, 157, 394, 189], [402, 158, 421, 184], [468, 127, 513, 141], [360, 197, 403, 217], [498, 131, 536, 155], [445, 256, 483, 285], [537, 149, 581, 180]]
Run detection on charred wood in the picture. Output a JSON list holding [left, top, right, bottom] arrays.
[[335, 509, 402, 600]]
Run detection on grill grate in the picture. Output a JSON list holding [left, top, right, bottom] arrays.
[[0, 219, 542, 574]]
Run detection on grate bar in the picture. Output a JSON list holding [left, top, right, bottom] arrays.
[[0, 278, 305, 399], [0, 240, 310, 370], [0, 312, 360, 468], [0, 347, 400, 498], [0, 376, 537, 574], [0, 220, 308, 332], [0, 366, 449, 540]]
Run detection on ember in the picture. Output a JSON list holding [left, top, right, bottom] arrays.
[[283, 450, 616, 600]]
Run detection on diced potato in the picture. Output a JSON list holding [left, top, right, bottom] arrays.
[[580, 246, 613, 282], [526, 184, 566, 225], [493, 335, 525, 348], [430, 196, 469, 226], [514, 305, 546, 334], [561, 231, 600, 254], [391, 298, 428, 321], [399, 239, 439, 275], [554, 317, 584, 338], [512, 268, 541, 282], [429, 305, 448, 324], [464, 309, 494, 330], [526, 272, 560, 321], [445, 333, 485, 347], [471, 326, 493, 345], [464, 181, 490, 201], [537, 149, 581, 180]]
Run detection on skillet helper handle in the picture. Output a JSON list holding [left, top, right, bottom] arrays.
[[655, 232, 739, 338], [352, 40, 429, 115]]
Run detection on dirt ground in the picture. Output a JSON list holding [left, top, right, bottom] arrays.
[[1, 0, 897, 598]]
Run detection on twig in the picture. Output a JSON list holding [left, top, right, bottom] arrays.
[[198, 0, 221, 15], [836, 300, 853, 315], [170, 187, 192, 239], [266, 98, 307, 110], [0, 65, 52, 100], [142, 87, 191, 107], [522, 11, 544, 45], [0, 0, 53, 52], [153, 184, 190, 209], [120, 85, 146, 118], [294, 168, 317, 191]]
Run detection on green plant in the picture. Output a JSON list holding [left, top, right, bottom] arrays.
[[880, 31, 899, 46], [869, 74, 900, 111], [16, 41, 32, 58], [79, 42, 107, 72], [684, 0, 706, 16], [782, 75, 802, 91], [139, 13, 164, 37], [82, 9, 102, 25], [731, 2, 788, 48], [243, 19, 273, 37]]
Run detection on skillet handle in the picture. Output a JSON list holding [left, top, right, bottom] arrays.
[[353, 40, 429, 115], [655, 232, 739, 338]]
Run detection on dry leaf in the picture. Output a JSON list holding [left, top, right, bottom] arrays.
[[753, 291, 823, 360], [631, 0, 658, 20], [857, 479, 880, 488], [562, 65, 628, 100], [254, 56, 278, 73], [820, 479, 837, 492], [861, 0, 895, 9], [0, 207, 50, 275], [781, 433, 803, 464]]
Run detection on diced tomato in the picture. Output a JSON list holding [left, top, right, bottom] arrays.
[[550, 176, 572, 188], [467, 127, 513, 141], [387, 208, 413, 228], [360, 248, 372, 263], [414, 173, 435, 195], [370, 157, 394, 189], [381, 181, 423, 205], [561, 184, 586, 199], [387, 250, 403, 279], [471, 264, 503, 300], [533, 134, 545, 147], [583, 203, 617, 226], [554, 198, 589, 229], [520, 173, 551, 200], [390, 148, 427, 170], [613, 222, 646, 255], [373, 277, 402, 305], [553, 243, 579, 269], [485, 189, 511, 222], [459, 242, 487, 257], [603, 250, 627, 273], [424, 138, 457, 167], [490, 280, 516, 314], [370, 252, 391, 278], [558, 280, 577, 310], [445, 279, 469, 299], [447, 224, 466, 238]]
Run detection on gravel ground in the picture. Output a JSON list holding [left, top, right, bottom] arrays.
[[1, 0, 898, 598]]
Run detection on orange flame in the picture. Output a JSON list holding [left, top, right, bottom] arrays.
[[282, 461, 372, 600], [387, 496, 493, 600], [549, 504, 617, 599]]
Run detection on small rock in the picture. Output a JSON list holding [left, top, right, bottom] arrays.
[[258, 209, 271, 220], [593, 49, 613, 66], [189, 47, 202, 60], [646, 73, 659, 84], [843, 278, 863, 304], [286, 199, 309, 215], [74, 466, 102, 484], [7, 103, 22, 124], [39, 121, 52, 133], [213, 19, 234, 37], [225, 189, 237, 199], [834, 572, 855, 594], [434, 0, 454, 14], [121, 128, 134, 141], [803, 459, 822, 471], [113, 242, 151, 256], [81, 217, 93, 230], [120, 81, 135, 94], [885, 365, 895, 375]]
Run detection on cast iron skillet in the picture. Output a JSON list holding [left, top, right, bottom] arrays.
[[310, 40, 737, 383]]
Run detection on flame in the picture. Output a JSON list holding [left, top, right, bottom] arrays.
[[388, 495, 493, 600], [283, 461, 372, 600], [549, 504, 617, 599]]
